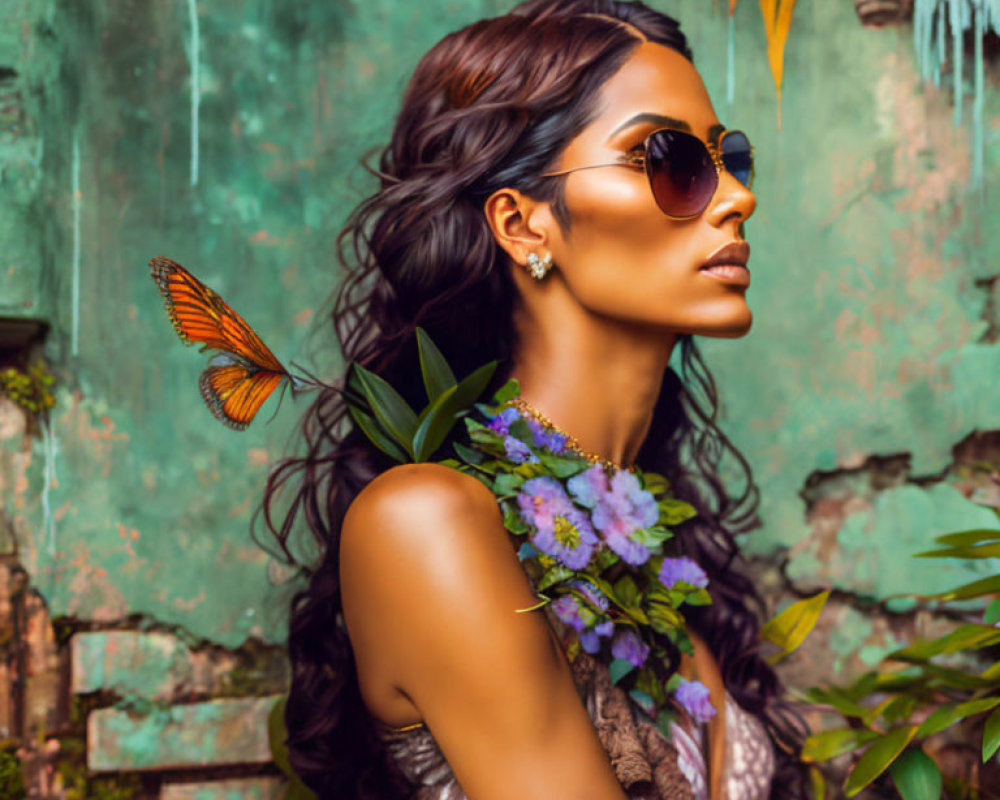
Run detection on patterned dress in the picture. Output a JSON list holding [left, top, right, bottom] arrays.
[[374, 603, 775, 799]]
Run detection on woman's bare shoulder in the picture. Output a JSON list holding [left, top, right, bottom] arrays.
[[341, 462, 512, 572], [340, 463, 628, 799], [339, 462, 538, 624]]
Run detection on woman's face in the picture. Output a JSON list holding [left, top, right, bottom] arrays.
[[543, 41, 757, 337]]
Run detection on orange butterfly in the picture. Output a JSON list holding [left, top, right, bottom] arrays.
[[150, 256, 313, 430]]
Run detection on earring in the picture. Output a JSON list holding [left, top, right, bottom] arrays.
[[526, 252, 553, 281]]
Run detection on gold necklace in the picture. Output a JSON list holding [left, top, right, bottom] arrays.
[[503, 397, 635, 473]]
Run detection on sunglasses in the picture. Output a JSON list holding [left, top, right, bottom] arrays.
[[540, 127, 755, 219]]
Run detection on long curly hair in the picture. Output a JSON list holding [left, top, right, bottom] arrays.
[[258, 1, 809, 797]]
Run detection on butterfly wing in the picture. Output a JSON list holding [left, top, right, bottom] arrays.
[[150, 256, 287, 374], [199, 360, 287, 431], [150, 256, 292, 430]]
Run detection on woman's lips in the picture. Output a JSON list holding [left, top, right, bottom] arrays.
[[699, 264, 751, 286]]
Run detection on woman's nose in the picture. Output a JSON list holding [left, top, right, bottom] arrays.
[[705, 167, 756, 228]]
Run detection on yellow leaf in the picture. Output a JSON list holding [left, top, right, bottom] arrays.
[[761, 589, 830, 661]]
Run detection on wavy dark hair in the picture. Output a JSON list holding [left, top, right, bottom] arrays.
[[258, 1, 809, 797]]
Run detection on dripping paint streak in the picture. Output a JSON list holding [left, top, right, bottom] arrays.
[[41, 416, 58, 557], [188, 0, 200, 187], [71, 129, 81, 358], [973, 0, 984, 199], [726, 13, 735, 107], [950, 0, 964, 126]]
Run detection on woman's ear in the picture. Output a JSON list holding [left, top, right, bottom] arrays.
[[483, 188, 556, 267]]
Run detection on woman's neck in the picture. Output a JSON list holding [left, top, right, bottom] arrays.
[[508, 293, 676, 469]]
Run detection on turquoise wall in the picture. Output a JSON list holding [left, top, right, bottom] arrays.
[[1, 0, 998, 661]]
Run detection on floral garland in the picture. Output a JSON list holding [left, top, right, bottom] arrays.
[[437, 378, 718, 735]]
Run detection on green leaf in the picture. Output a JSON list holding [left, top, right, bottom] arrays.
[[453, 441, 486, 466], [491, 378, 520, 404], [630, 526, 673, 547], [890, 624, 1000, 661], [537, 564, 574, 592], [268, 696, 318, 800], [415, 327, 457, 403], [634, 666, 667, 707], [810, 766, 827, 800], [931, 574, 1000, 601], [889, 748, 941, 800], [628, 688, 655, 715], [647, 600, 685, 634], [346, 403, 410, 463], [983, 707, 1000, 762], [613, 575, 641, 608], [656, 707, 676, 740], [609, 657, 635, 685], [844, 726, 917, 797], [981, 660, 1000, 681], [492, 473, 524, 497], [286, 782, 319, 800], [933, 528, 1000, 547], [501, 502, 528, 534], [411, 361, 497, 461], [884, 695, 919, 726], [683, 587, 712, 607], [594, 548, 620, 571], [985, 599, 1000, 625], [658, 497, 698, 525], [801, 727, 880, 763], [351, 363, 418, 457], [642, 472, 670, 494], [761, 590, 830, 659], [914, 542, 1000, 559], [804, 687, 870, 718], [916, 697, 1000, 739], [539, 453, 589, 478]]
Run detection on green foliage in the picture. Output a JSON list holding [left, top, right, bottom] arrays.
[[268, 695, 318, 800], [0, 743, 27, 800], [0, 361, 56, 430], [344, 327, 497, 463], [803, 523, 1000, 796]]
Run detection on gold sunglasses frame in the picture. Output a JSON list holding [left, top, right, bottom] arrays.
[[539, 127, 756, 220]]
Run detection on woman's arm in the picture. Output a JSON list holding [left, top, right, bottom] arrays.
[[340, 462, 629, 800]]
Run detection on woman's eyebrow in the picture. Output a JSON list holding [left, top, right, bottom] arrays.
[[606, 114, 730, 144], [607, 112, 690, 140]]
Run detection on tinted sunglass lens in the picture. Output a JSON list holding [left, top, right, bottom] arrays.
[[645, 129, 716, 217], [721, 130, 753, 188]]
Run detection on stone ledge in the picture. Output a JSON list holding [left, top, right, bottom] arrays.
[[88, 695, 281, 772], [161, 777, 286, 800]]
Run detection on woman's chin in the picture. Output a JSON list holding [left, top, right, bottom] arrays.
[[693, 309, 753, 338]]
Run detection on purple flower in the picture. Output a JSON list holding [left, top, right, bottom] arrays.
[[580, 619, 614, 654], [611, 629, 650, 668], [486, 406, 521, 436], [516, 478, 598, 570], [567, 464, 608, 508], [658, 557, 709, 590], [504, 435, 538, 464], [674, 678, 716, 724], [567, 466, 659, 565], [524, 418, 569, 454], [551, 581, 615, 654]]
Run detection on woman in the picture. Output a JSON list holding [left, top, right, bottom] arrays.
[[261, 1, 809, 798]]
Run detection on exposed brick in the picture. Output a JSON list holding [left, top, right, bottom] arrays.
[[161, 777, 286, 800], [87, 695, 281, 771], [71, 630, 195, 700]]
